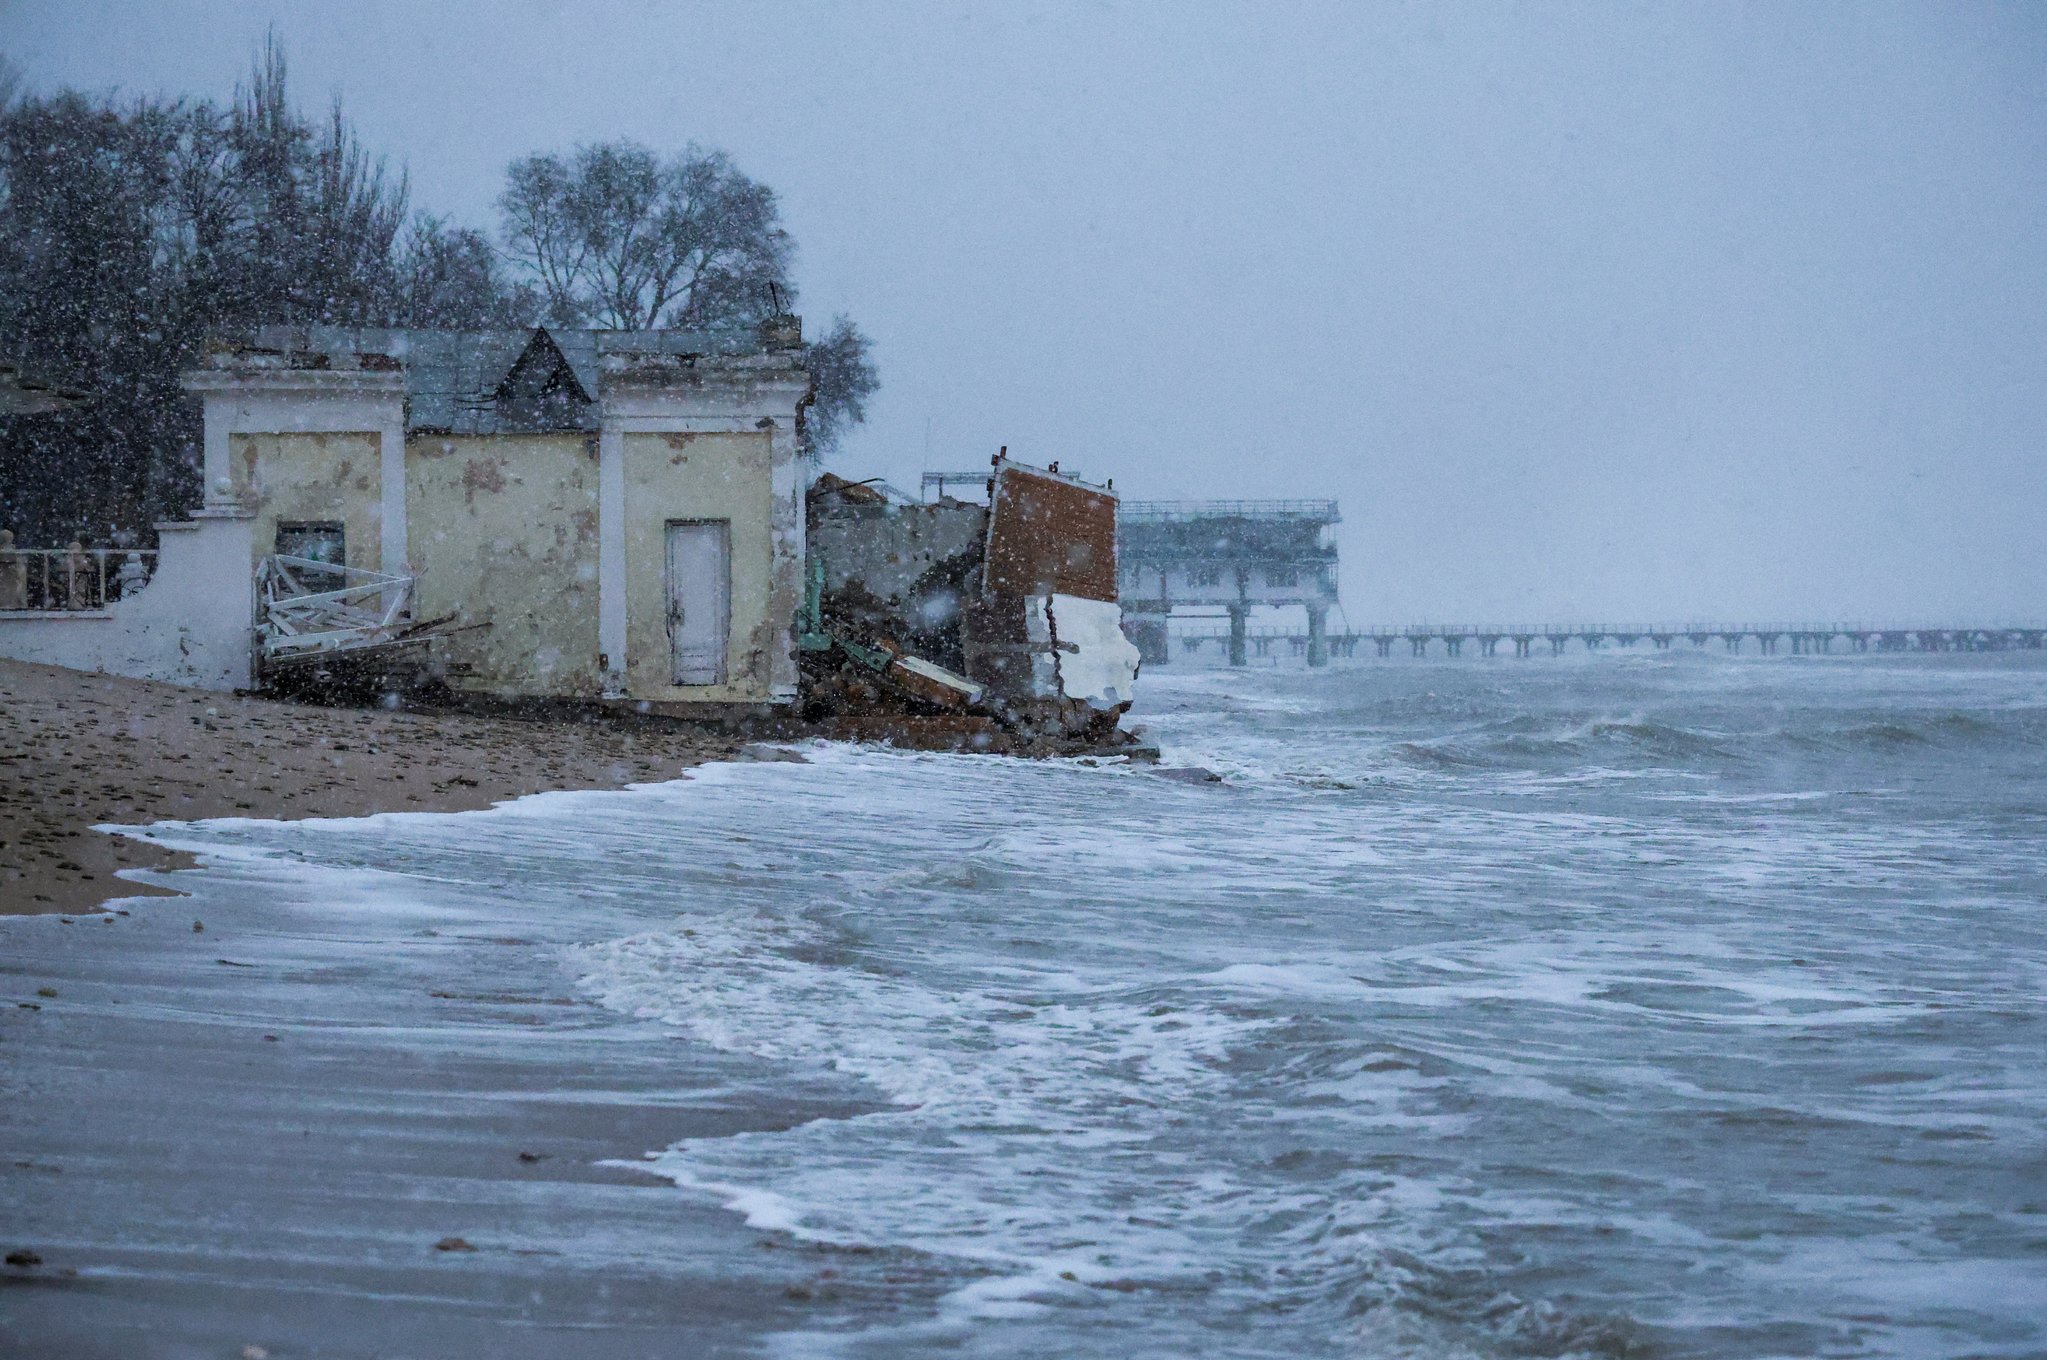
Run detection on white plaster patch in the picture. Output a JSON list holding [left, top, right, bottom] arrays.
[[1026, 593, 1142, 709]]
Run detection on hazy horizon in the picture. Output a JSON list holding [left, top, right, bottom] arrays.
[[6, 0, 2044, 622]]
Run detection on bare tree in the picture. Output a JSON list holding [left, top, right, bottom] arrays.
[[396, 215, 538, 329], [0, 36, 532, 539], [225, 37, 408, 326], [500, 140, 792, 331], [499, 138, 878, 455], [803, 315, 879, 457], [0, 55, 24, 113]]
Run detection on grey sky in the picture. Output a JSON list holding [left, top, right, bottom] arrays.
[[6, 0, 2044, 621]]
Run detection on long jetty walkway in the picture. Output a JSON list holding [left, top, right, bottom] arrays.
[[1172, 623, 2047, 662]]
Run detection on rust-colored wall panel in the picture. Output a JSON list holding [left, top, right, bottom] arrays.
[[982, 466, 1119, 605]]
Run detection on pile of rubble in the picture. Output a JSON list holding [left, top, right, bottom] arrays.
[[801, 455, 1146, 755]]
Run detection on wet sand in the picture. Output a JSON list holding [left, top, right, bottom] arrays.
[[0, 659, 949, 1355], [0, 658, 739, 915], [0, 844, 923, 1358]]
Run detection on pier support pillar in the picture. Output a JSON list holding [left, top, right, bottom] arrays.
[[1228, 605, 1249, 667], [1124, 614, 1170, 667], [1306, 603, 1329, 668]]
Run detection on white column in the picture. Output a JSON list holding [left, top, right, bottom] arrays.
[[379, 416, 407, 574], [598, 423, 627, 696], [201, 396, 235, 507], [765, 413, 804, 701]]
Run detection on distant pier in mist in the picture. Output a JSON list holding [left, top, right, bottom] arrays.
[[1106, 496, 2036, 666], [1166, 622, 2047, 664]]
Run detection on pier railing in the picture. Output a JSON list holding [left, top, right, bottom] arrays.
[[1120, 500, 1340, 523], [1164, 621, 2047, 658]]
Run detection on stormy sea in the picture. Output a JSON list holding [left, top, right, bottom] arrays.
[[114, 653, 2047, 1358]]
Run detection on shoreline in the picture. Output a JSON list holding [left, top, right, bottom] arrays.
[[0, 658, 744, 915], [0, 796, 912, 1357]]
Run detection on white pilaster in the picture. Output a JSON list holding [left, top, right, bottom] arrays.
[[201, 396, 234, 506], [379, 415, 407, 573], [597, 423, 628, 696], [765, 415, 804, 701]]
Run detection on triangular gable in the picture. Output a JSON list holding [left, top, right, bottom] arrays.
[[490, 328, 597, 432], [496, 327, 593, 404]]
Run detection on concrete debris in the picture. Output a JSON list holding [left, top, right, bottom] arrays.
[[1024, 593, 1139, 710], [803, 455, 1145, 752], [873, 647, 983, 709]]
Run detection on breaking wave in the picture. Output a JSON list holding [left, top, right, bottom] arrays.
[[141, 650, 2046, 1357], [1137, 657, 2047, 797], [554, 656, 2047, 1356], [1388, 715, 1732, 772], [573, 899, 1662, 1358]]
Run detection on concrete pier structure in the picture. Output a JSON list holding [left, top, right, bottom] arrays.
[[1306, 602, 1329, 667], [1116, 499, 1340, 667]]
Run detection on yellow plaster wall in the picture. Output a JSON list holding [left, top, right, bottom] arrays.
[[407, 435, 601, 697], [230, 432, 382, 570], [622, 431, 775, 703]]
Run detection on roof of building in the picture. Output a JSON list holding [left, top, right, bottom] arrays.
[[210, 323, 803, 435]]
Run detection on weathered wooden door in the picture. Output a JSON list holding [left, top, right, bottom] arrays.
[[665, 520, 730, 685]]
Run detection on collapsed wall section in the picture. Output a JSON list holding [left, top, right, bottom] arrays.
[[809, 487, 988, 673], [0, 511, 255, 691], [802, 460, 1142, 743], [967, 462, 1137, 729]]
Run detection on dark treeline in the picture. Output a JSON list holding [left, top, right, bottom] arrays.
[[0, 40, 876, 546]]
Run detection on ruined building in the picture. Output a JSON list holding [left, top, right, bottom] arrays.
[[1, 328, 1149, 750], [0, 321, 810, 707]]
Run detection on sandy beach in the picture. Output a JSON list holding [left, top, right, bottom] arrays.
[[0, 808, 912, 1359], [0, 658, 743, 915], [0, 659, 946, 1356]]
